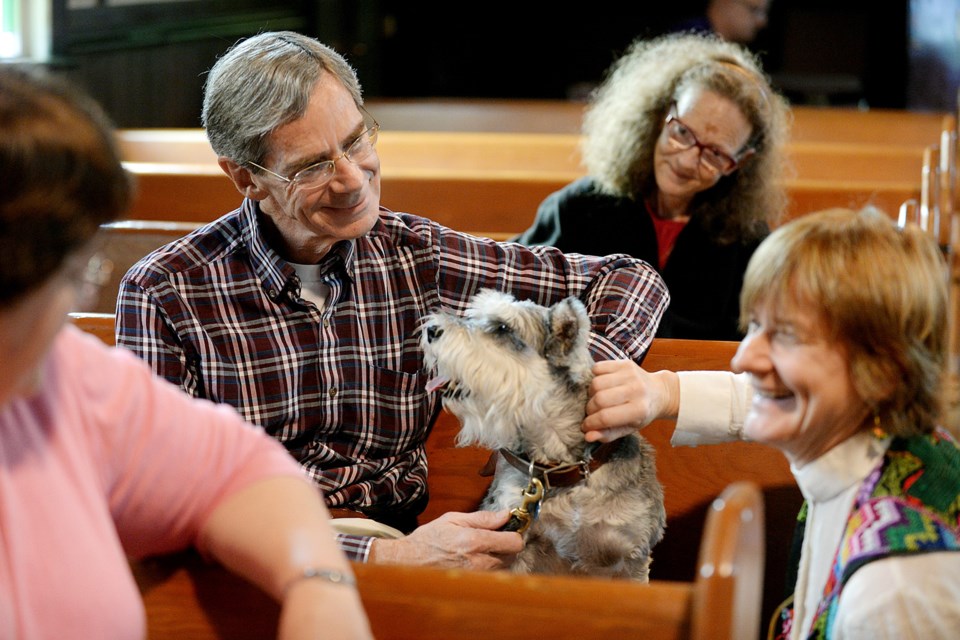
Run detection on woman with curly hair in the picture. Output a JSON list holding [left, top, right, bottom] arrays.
[[515, 31, 791, 340]]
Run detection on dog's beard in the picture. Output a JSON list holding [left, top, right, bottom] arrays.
[[426, 358, 589, 458], [426, 364, 536, 451]]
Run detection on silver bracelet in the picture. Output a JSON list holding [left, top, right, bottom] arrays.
[[284, 567, 357, 596]]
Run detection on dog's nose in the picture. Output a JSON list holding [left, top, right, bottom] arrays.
[[426, 325, 444, 343]]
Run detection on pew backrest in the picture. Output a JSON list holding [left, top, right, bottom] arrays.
[[117, 128, 923, 234], [92, 220, 202, 314], [131, 479, 763, 640]]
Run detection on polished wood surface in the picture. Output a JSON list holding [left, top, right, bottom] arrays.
[[117, 128, 930, 179], [363, 98, 946, 146], [92, 220, 203, 314], [119, 163, 917, 235], [68, 312, 116, 345], [789, 106, 945, 147], [117, 128, 922, 233], [131, 481, 762, 640]]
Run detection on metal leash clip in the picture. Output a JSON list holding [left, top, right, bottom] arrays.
[[505, 477, 544, 535]]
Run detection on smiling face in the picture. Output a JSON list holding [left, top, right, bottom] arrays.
[[731, 301, 872, 465], [653, 85, 753, 213], [232, 74, 382, 263]]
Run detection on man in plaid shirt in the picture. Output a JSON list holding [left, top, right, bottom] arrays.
[[116, 31, 669, 568]]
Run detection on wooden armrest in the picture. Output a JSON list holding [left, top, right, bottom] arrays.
[[692, 481, 766, 640]]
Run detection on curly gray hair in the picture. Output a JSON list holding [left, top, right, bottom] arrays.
[[582, 32, 791, 244]]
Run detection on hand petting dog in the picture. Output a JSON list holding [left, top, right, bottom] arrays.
[[583, 360, 681, 443]]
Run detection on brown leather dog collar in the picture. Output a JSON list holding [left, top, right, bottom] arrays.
[[483, 441, 619, 489]]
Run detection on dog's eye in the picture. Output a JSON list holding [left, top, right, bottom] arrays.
[[492, 322, 511, 335]]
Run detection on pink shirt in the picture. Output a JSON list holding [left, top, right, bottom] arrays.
[[0, 325, 306, 639]]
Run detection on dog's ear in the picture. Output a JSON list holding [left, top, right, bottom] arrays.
[[543, 297, 590, 365]]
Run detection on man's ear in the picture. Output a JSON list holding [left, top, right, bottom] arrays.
[[219, 157, 270, 201]]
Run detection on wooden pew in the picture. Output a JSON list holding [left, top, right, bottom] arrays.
[[120, 163, 916, 236], [91, 220, 203, 314], [422, 338, 799, 637], [75, 312, 795, 638], [69, 312, 115, 345], [116, 126, 924, 229], [118, 128, 929, 181], [789, 106, 945, 147], [363, 98, 946, 147], [129, 479, 762, 640]]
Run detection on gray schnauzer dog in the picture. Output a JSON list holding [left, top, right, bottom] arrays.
[[421, 289, 665, 581]]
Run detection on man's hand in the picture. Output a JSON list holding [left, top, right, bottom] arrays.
[[582, 360, 680, 442], [369, 510, 523, 570]]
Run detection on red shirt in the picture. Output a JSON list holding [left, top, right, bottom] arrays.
[[646, 200, 687, 270]]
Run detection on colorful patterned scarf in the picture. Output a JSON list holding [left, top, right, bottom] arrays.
[[769, 429, 960, 639]]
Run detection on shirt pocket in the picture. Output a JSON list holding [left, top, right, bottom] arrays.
[[334, 364, 432, 457]]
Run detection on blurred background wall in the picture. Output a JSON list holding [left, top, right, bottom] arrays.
[[30, 0, 955, 127]]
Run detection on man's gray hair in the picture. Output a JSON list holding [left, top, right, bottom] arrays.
[[202, 31, 363, 165]]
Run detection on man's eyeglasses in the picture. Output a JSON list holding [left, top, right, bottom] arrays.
[[248, 110, 380, 192], [662, 104, 749, 175]]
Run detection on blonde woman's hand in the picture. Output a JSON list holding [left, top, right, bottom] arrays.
[[583, 360, 680, 442]]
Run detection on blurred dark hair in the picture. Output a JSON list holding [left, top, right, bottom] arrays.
[[0, 65, 132, 304]]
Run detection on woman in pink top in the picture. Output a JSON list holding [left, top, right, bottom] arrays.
[[0, 66, 372, 639]]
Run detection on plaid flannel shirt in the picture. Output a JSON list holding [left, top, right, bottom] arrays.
[[116, 200, 668, 559]]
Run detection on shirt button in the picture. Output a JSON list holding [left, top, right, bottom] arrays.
[[323, 317, 331, 328], [328, 387, 338, 398], [267, 288, 278, 299]]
